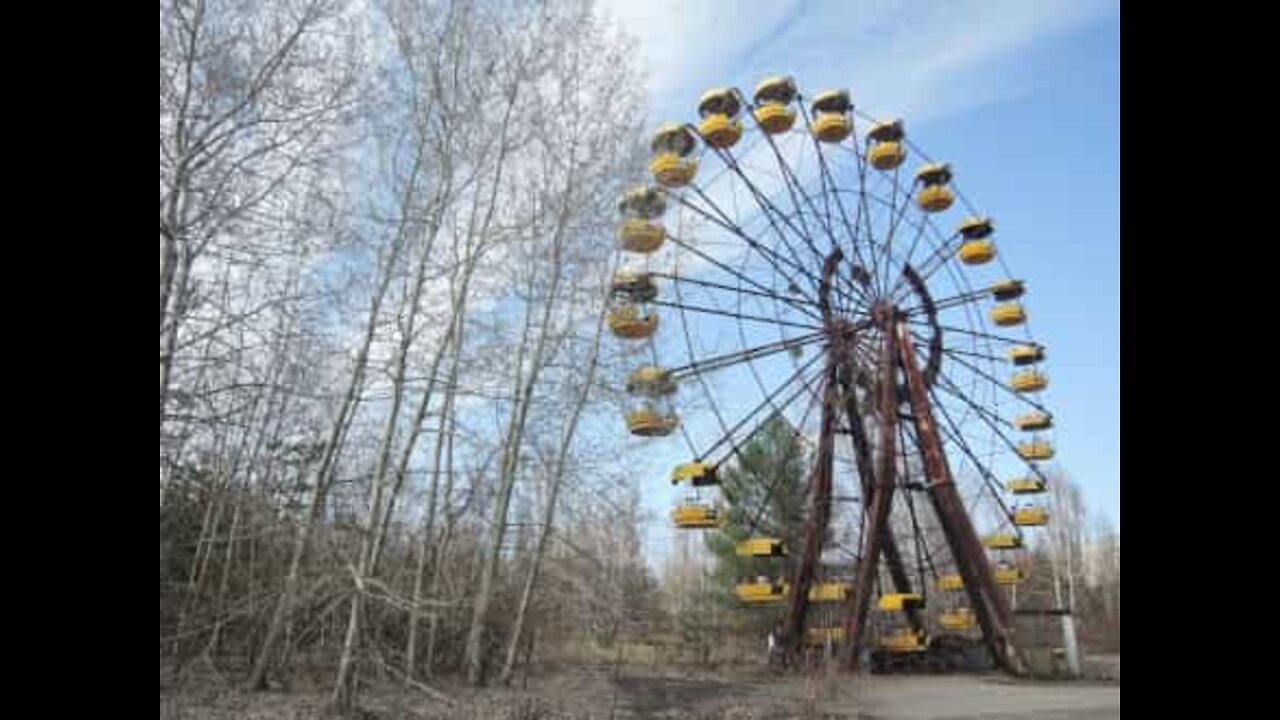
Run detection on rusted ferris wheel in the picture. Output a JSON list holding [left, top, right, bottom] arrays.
[[607, 76, 1055, 672]]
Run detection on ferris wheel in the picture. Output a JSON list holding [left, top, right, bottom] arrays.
[[607, 76, 1054, 673]]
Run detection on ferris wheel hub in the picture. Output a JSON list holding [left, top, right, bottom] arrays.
[[871, 301, 900, 327]]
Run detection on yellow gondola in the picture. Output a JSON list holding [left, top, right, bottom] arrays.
[[626, 365, 676, 396], [610, 269, 658, 302], [1017, 439, 1055, 461], [984, 532, 1022, 550], [990, 303, 1026, 327], [672, 502, 719, 529], [625, 406, 678, 436], [1006, 476, 1047, 494], [735, 578, 789, 603], [616, 218, 666, 253], [916, 163, 954, 212], [607, 305, 657, 339], [810, 89, 853, 143], [649, 123, 698, 187], [1008, 344, 1046, 366], [959, 239, 996, 265], [752, 75, 797, 134], [879, 628, 927, 652], [696, 87, 743, 149], [809, 582, 852, 602], [1013, 506, 1049, 526], [938, 608, 976, 631], [994, 563, 1027, 585], [618, 185, 667, 219], [736, 537, 787, 557], [877, 593, 924, 612], [1014, 412, 1053, 431], [1011, 370, 1048, 393], [671, 461, 719, 487], [990, 279, 1025, 301], [957, 216, 993, 239], [867, 119, 906, 170]]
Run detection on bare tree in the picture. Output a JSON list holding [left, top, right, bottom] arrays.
[[159, 0, 357, 437], [160, 0, 653, 705], [499, 301, 608, 684], [247, 158, 417, 690]]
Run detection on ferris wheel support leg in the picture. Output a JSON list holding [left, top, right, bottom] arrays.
[[782, 364, 838, 666], [839, 316, 900, 671], [782, 249, 844, 665], [837, 365, 922, 633], [897, 324, 1028, 676]]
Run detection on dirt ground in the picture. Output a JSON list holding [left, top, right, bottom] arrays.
[[160, 659, 1119, 719]]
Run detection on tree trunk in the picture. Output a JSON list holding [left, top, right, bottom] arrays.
[[332, 181, 451, 709], [499, 303, 606, 684], [249, 153, 419, 690], [407, 271, 472, 682]]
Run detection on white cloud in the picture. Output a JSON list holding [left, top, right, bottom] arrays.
[[597, 0, 803, 117], [599, 0, 1116, 127]]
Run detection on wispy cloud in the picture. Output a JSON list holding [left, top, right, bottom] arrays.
[[599, 0, 1117, 126], [597, 0, 804, 115]]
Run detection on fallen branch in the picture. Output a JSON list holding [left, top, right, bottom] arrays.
[[371, 656, 459, 708]]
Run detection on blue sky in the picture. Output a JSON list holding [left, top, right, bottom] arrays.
[[598, 0, 1120, 558]]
